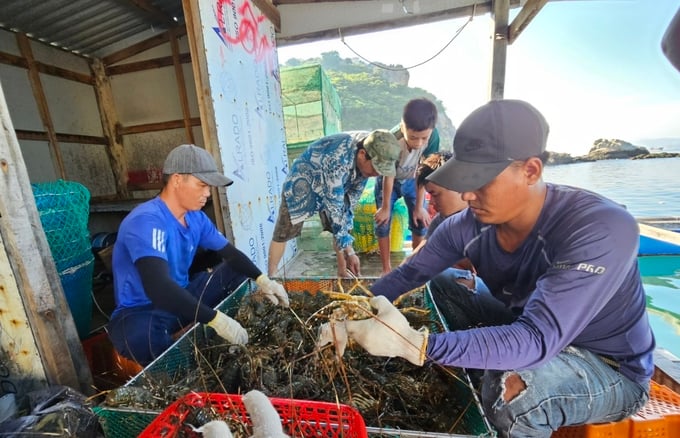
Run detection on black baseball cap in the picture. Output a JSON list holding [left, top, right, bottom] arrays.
[[428, 100, 549, 192]]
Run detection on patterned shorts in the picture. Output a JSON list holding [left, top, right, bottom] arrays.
[[272, 198, 332, 242]]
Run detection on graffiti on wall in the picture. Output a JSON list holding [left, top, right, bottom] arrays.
[[213, 0, 276, 72], [201, 0, 291, 271]]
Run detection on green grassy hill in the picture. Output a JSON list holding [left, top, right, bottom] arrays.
[[281, 51, 456, 150]]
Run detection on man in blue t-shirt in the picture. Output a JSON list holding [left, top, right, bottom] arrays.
[[108, 144, 289, 366], [319, 100, 654, 436]]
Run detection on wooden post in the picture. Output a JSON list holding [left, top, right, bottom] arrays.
[[508, 0, 549, 44], [90, 58, 130, 199], [489, 0, 509, 100], [169, 27, 195, 144], [15, 33, 66, 179], [0, 229, 47, 397], [182, 0, 231, 239], [0, 82, 92, 396]]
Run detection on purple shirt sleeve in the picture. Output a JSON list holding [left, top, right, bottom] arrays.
[[376, 185, 654, 385]]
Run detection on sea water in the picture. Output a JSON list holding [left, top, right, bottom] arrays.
[[543, 156, 680, 218], [638, 256, 680, 358], [545, 158, 680, 357]]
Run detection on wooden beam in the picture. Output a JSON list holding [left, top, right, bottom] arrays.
[[15, 130, 107, 145], [0, 230, 48, 397], [0, 51, 27, 69], [16, 33, 66, 179], [489, 0, 509, 100], [182, 0, 230, 238], [118, 117, 201, 136], [127, 181, 163, 191], [102, 27, 187, 66], [90, 59, 130, 199], [275, 3, 494, 46], [37, 62, 94, 85], [253, 0, 281, 32], [0, 81, 92, 395], [105, 53, 191, 76], [508, 0, 548, 44], [0, 50, 93, 85], [169, 28, 194, 144]]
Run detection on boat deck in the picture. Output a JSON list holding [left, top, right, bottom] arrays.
[[638, 216, 680, 231]]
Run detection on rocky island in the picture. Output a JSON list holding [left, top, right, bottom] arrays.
[[546, 139, 680, 165]]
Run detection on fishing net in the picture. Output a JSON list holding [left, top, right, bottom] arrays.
[[281, 64, 342, 162], [32, 180, 94, 338], [95, 279, 492, 437]]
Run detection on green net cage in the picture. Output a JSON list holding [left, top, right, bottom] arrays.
[[281, 64, 342, 163], [32, 180, 94, 339]]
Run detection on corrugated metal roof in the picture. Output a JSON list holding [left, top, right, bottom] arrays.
[[0, 0, 539, 58], [0, 0, 184, 57]]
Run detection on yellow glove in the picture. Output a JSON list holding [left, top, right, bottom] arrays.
[[207, 311, 248, 344], [344, 296, 428, 366], [255, 275, 290, 307]]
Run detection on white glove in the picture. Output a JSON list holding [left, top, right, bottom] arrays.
[[191, 420, 233, 438], [207, 311, 248, 345], [255, 275, 290, 307], [316, 320, 349, 357], [344, 296, 429, 366], [243, 390, 289, 438]]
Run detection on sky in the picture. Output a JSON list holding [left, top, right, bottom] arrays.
[[276, 0, 680, 156]]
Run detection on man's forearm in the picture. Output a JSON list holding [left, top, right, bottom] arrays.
[[416, 184, 426, 207], [382, 177, 395, 209]]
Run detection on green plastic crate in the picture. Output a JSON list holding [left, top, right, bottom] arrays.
[[95, 278, 494, 437], [95, 279, 252, 437], [93, 406, 160, 438]]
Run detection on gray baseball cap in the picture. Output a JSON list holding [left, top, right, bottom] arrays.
[[428, 100, 549, 192], [363, 130, 401, 177], [163, 144, 233, 187]]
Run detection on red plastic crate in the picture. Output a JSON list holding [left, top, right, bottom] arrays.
[[140, 392, 368, 437]]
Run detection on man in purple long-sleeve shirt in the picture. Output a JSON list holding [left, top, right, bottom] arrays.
[[320, 100, 654, 437]]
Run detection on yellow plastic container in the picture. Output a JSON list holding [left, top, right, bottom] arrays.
[[352, 182, 406, 253]]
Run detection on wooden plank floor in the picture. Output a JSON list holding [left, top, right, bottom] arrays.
[[272, 249, 410, 279], [274, 214, 414, 279]]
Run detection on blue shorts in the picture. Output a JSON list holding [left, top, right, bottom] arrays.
[[373, 177, 427, 238], [107, 262, 246, 365], [428, 269, 649, 435], [482, 347, 648, 435]]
